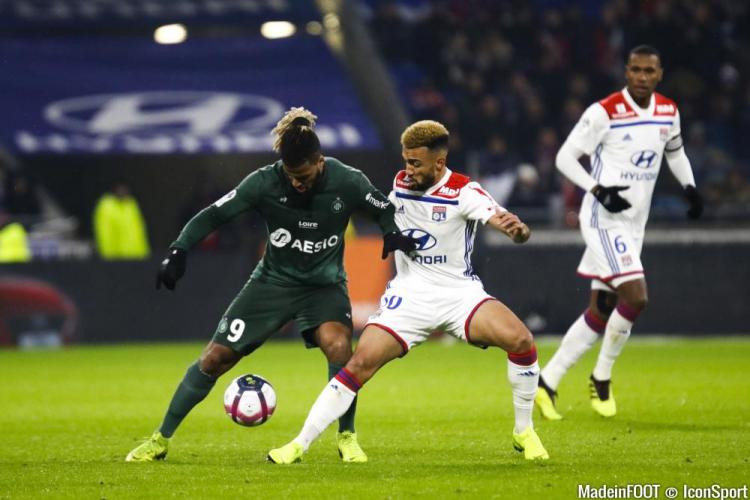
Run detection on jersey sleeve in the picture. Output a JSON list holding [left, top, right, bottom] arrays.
[[665, 110, 684, 152], [352, 170, 399, 235], [459, 181, 504, 224], [171, 171, 262, 251], [564, 103, 610, 156]]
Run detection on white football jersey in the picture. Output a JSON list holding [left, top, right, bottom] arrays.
[[566, 88, 682, 236], [389, 168, 502, 288]]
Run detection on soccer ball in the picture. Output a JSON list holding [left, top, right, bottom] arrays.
[[223, 374, 277, 426]]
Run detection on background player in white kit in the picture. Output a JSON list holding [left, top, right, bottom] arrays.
[[535, 45, 703, 420], [268, 120, 550, 463]]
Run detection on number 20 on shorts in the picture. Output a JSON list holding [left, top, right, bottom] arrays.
[[383, 296, 403, 310]]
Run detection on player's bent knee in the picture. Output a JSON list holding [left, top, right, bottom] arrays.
[[345, 355, 378, 385], [199, 344, 240, 377], [510, 328, 534, 354], [622, 295, 648, 312], [321, 337, 353, 363]]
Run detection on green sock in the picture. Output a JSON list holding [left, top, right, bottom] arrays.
[[329, 362, 357, 432], [159, 361, 216, 438]]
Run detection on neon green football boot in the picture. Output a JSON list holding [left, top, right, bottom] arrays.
[[267, 441, 304, 464], [125, 431, 169, 462], [337, 431, 368, 463], [512, 427, 550, 461], [535, 378, 563, 420], [589, 375, 616, 417]]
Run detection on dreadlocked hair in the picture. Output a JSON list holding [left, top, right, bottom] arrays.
[[272, 107, 321, 168]]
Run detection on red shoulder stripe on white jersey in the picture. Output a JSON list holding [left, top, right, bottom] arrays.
[[653, 93, 677, 116], [598, 91, 637, 120], [394, 170, 413, 190], [428, 171, 471, 199], [469, 186, 493, 200]]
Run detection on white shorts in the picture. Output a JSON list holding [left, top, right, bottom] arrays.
[[577, 225, 645, 290], [365, 280, 495, 354]]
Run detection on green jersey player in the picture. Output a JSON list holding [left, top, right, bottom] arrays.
[[126, 107, 417, 463]]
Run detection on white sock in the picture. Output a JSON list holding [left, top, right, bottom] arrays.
[[508, 359, 539, 434], [293, 378, 356, 450], [592, 308, 633, 381], [541, 313, 600, 390]]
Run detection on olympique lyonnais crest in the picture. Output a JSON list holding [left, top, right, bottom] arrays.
[[432, 205, 447, 222], [660, 127, 669, 141]]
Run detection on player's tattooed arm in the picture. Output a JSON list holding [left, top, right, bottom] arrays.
[[487, 209, 530, 244]]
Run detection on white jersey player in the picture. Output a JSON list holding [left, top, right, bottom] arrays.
[[535, 45, 703, 420], [269, 120, 550, 464]]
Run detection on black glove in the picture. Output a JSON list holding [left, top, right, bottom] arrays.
[[381, 231, 418, 259], [592, 184, 631, 213], [156, 248, 187, 290], [683, 185, 703, 219]]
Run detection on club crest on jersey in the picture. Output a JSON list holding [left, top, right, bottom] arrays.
[[331, 197, 344, 213], [432, 206, 447, 222], [660, 127, 669, 141]]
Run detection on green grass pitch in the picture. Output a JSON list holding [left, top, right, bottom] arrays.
[[1, 338, 748, 499]]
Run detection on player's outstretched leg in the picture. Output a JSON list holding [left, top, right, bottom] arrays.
[[267, 368, 361, 464], [126, 342, 240, 462], [269, 325, 403, 464], [328, 363, 366, 463], [317, 321, 367, 463]]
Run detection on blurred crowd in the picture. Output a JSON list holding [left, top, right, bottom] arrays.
[[366, 0, 750, 223]]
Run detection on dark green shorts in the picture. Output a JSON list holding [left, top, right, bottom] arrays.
[[212, 279, 353, 355]]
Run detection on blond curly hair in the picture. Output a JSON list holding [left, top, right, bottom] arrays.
[[272, 107, 318, 153], [401, 120, 450, 150]]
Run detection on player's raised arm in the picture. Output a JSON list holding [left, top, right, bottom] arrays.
[[156, 172, 260, 290]]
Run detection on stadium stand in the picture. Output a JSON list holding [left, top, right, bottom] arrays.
[[363, 0, 750, 224]]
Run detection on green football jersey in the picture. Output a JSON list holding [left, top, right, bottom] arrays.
[[172, 157, 398, 286]]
